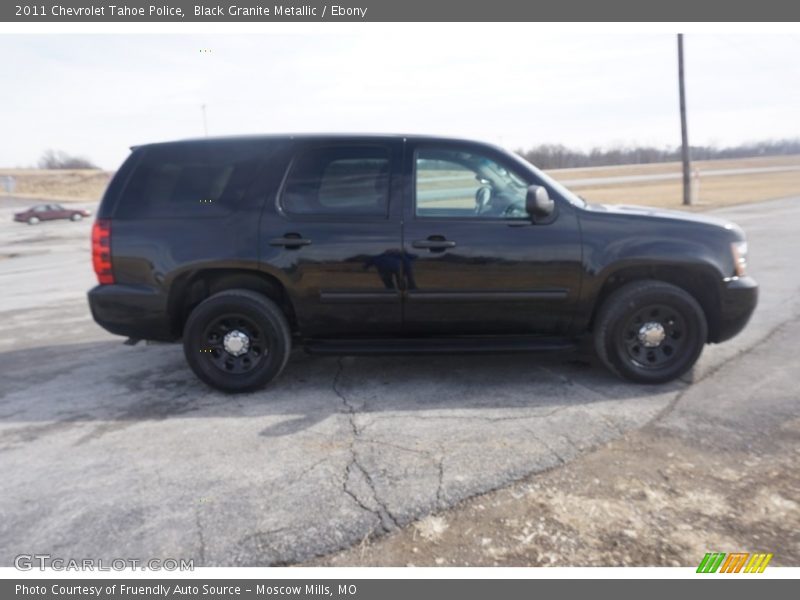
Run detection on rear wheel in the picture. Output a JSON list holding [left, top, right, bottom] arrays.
[[183, 289, 291, 393], [594, 280, 707, 384]]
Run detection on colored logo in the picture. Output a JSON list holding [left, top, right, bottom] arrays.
[[697, 552, 773, 573]]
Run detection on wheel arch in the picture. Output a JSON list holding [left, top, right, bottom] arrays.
[[167, 268, 297, 337], [588, 263, 723, 342]]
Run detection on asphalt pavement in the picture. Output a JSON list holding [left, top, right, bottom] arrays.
[[0, 196, 798, 566], [317, 311, 800, 566]]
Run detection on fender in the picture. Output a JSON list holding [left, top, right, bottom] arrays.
[[571, 210, 736, 335]]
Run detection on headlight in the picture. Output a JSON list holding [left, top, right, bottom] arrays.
[[731, 241, 748, 277]]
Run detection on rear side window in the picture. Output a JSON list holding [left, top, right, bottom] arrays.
[[281, 146, 390, 217], [116, 143, 264, 218]]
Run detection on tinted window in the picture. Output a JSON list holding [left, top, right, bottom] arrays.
[[117, 143, 264, 218], [281, 146, 390, 217], [416, 148, 529, 219]]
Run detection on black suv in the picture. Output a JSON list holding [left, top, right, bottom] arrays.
[[88, 135, 758, 392]]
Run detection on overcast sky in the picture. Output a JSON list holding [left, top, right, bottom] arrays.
[[2, 31, 799, 169]]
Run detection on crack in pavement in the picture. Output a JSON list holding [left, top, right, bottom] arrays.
[[283, 458, 330, 488], [596, 412, 628, 437], [560, 433, 584, 456], [333, 358, 399, 532], [318, 307, 800, 561], [519, 425, 569, 466], [329, 357, 642, 528]]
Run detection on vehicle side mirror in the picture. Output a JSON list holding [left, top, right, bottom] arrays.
[[526, 185, 554, 221]]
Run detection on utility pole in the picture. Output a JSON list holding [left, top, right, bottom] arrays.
[[678, 34, 692, 206], [201, 104, 208, 137]]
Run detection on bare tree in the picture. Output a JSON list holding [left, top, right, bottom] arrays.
[[38, 149, 98, 170], [516, 139, 800, 170]]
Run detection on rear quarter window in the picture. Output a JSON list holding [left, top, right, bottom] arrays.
[[115, 143, 265, 219]]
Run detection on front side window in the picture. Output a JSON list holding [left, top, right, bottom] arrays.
[[415, 148, 530, 219], [281, 146, 390, 217]]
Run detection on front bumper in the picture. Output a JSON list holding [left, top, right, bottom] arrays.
[[88, 284, 175, 342], [714, 276, 758, 343]]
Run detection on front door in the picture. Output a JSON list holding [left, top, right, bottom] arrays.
[[260, 139, 404, 337], [50, 204, 71, 220], [401, 141, 583, 336]]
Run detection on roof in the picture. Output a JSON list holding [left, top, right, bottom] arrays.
[[131, 133, 498, 151]]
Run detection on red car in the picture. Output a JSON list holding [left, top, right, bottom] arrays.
[[13, 203, 92, 225]]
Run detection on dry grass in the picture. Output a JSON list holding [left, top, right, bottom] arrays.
[[571, 169, 800, 211], [547, 154, 800, 181], [0, 169, 112, 203]]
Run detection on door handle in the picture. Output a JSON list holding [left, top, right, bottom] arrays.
[[270, 234, 312, 249], [412, 238, 456, 251]]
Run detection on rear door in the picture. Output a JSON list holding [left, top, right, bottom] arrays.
[[400, 140, 583, 336], [260, 139, 404, 337]]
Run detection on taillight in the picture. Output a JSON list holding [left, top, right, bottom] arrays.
[[92, 219, 114, 284]]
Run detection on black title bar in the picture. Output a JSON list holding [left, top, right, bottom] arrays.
[[4, 0, 800, 22]]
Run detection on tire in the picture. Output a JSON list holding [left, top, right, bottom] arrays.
[[27, 216, 40, 225], [183, 289, 291, 393], [70, 213, 82, 221], [594, 280, 707, 384]]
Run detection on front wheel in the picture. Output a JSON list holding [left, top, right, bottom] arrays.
[[183, 289, 291, 393], [27, 216, 40, 225], [70, 213, 83, 221], [594, 280, 707, 384]]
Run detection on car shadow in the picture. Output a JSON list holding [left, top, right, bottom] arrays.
[[0, 340, 684, 438]]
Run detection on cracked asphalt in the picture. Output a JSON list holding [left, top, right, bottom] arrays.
[[0, 196, 798, 566], [316, 310, 800, 566]]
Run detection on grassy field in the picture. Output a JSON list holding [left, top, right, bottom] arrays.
[[571, 168, 800, 210], [2, 154, 799, 211], [546, 153, 800, 181], [0, 169, 111, 202]]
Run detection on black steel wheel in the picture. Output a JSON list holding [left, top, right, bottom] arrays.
[[594, 280, 707, 384], [201, 314, 267, 375], [183, 289, 291, 393], [618, 303, 688, 370]]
